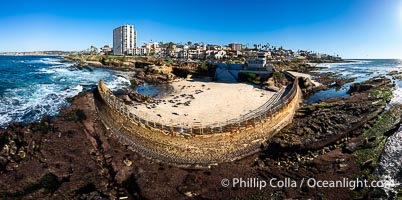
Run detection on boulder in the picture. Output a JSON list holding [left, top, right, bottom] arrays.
[[263, 77, 276, 87], [128, 92, 154, 103], [348, 76, 391, 94], [299, 77, 314, 90], [263, 85, 280, 92], [263, 77, 280, 91], [343, 142, 359, 153]]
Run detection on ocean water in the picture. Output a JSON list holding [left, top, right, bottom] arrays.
[[308, 59, 402, 198], [0, 56, 133, 128], [307, 59, 402, 104]]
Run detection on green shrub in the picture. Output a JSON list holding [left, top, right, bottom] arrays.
[[238, 72, 261, 85], [200, 62, 208, 70], [130, 79, 138, 89]]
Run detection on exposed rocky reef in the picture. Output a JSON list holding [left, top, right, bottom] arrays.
[[0, 76, 400, 199], [257, 76, 401, 199], [270, 76, 393, 152], [388, 70, 402, 80], [348, 76, 392, 95], [273, 60, 357, 97], [0, 94, 127, 199], [72, 62, 93, 72]]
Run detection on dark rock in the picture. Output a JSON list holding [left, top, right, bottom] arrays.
[[74, 183, 108, 200], [361, 159, 373, 169], [299, 77, 314, 90], [267, 76, 392, 155], [343, 141, 360, 153], [368, 136, 376, 142], [128, 92, 153, 103], [39, 173, 61, 193], [348, 76, 391, 94]]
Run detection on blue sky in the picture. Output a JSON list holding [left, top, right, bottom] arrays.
[[0, 0, 401, 58]]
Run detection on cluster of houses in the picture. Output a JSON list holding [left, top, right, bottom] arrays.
[[99, 42, 340, 68], [90, 25, 342, 72], [101, 42, 240, 60], [101, 42, 339, 61]]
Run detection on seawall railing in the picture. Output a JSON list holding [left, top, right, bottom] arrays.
[[98, 71, 298, 135]]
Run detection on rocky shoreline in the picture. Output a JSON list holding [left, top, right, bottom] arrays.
[[1, 61, 401, 199], [260, 76, 401, 198]]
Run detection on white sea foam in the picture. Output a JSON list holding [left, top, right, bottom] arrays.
[[40, 57, 63, 65], [106, 75, 131, 91], [38, 68, 56, 73], [0, 57, 133, 128], [377, 127, 402, 198], [26, 57, 64, 65], [0, 83, 86, 127], [386, 86, 402, 112]]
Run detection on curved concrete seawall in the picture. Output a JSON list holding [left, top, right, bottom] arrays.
[[95, 77, 302, 168]]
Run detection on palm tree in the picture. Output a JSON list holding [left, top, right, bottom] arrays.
[[265, 42, 270, 51], [89, 45, 98, 55], [167, 42, 174, 57]]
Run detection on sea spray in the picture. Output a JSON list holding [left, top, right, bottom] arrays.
[[377, 127, 402, 198], [0, 56, 132, 128]]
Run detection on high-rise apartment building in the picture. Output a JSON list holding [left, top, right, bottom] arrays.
[[113, 25, 137, 55], [229, 43, 243, 51]]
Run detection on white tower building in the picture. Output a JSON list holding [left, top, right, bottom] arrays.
[[113, 24, 137, 55]]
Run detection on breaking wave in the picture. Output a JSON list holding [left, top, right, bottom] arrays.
[[0, 56, 132, 128]]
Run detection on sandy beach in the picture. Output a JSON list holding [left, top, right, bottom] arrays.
[[128, 79, 276, 126]]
